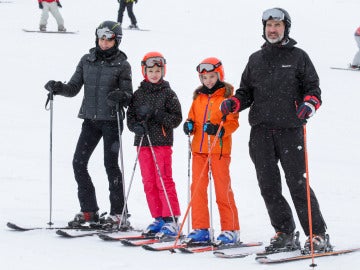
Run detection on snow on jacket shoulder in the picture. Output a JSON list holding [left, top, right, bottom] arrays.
[[188, 82, 239, 155]]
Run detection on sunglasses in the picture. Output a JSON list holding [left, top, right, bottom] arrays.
[[196, 62, 222, 73], [96, 28, 116, 40], [141, 57, 166, 68], [262, 8, 285, 21]]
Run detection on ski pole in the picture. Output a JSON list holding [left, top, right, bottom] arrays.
[[172, 117, 226, 248], [187, 135, 192, 235], [304, 125, 316, 268], [45, 89, 54, 226], [116, 104, 128, 225], [208, 133, 214, 243], [119, 135, 144, 228]]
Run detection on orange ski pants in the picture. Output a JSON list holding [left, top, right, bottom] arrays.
[[191, 152, 240, 231]]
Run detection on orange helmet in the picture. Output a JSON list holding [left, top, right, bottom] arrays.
[[141, 51, 167, 78], [196, 57, 224, 82]]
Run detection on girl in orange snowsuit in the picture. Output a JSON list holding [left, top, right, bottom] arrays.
[[183, 57, 240, 244]]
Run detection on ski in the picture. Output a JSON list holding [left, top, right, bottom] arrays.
[[214, 251, 253, 259], [22, 29, 78, 34], [98, 233, 154, 241], [7, 222, 78, 231], [179, 241, 263, 254], [255, 247, 360, 264], [122, 27, 150, 32], [142, 240, 209, 252], [121, 237, 164, 246], [55, 229, 103, 238], [330, 67, 360, 71]]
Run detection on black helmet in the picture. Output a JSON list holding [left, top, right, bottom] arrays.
[[95, 21, 122, 47], [262, 8, 291, 38]]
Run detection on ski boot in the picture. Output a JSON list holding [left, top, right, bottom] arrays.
[[68, 211, 100, 228], [182, 229, 211, 245], [265, 231, 301, 253], [142, 218, 165, 236], [128, 24, 139, 30], [302, 233, 333, 254], [39, 25, 46, 32], [214, 230, 240, 245], [155, 221, 179, 239], [102, 213, 131, 231]]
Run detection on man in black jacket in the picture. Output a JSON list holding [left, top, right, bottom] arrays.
[[44, 21, 133, 230], [220, 8, 329, 253]]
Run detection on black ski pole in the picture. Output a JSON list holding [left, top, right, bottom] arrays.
[[119, 135, 144, 228], [45, 89, 54, 226], [116, 104, 128, 226]]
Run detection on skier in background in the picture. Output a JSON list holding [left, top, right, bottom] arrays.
[[220, 8, 330, 253], [44, 21, 133, 229], [117, 0, 139, 29], [126, 52, 182, 238], [351, 26, 360, 69], [38, 0, 66, 32], [183, 57, 240, 244]]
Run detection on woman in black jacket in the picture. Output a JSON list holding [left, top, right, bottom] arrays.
[[45, 21, 133, 229]]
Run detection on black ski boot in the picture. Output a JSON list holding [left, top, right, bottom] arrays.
[[265, 231, 301, 253], [302, 233, 333, 254]]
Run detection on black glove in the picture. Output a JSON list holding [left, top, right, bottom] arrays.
[[220, 97, 240, 115], [39, 2, 43, 9], [57, 1, 62, 8], [135, 0, 138, 3], [133, 122, 146, 136], [136, 104, 153, 121], [44, 80, 64, 95], [203, 122, 224, 138], [107, 90, 129, 107], [153, 109, 166, 123], [183, 120, 194, 135]]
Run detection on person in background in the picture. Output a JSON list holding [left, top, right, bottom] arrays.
[[126, 52, 182, 238], [183, 57, 240, 245], [117, 0, 139, 29], [220, 8, 330, 253], [38, 0, 66, 32], [44, 21, 133, 230], [351, 26, 360, 69]]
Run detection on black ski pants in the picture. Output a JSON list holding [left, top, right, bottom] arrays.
[[72, 119, 124, 215], [117, 0, 137, 25], [249, 125, 326, 236]]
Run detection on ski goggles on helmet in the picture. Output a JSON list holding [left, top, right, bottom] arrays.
[[262, 8, 285, 21], [196, 62, 222, 73], [141, 57, 166, 68], [96, 28, 116, 40]]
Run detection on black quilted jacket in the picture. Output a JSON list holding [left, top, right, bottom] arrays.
[[127, 80, 182, 146], [59, 47, 133, 121]]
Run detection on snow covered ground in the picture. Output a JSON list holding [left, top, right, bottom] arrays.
[[1, 0, 359, 269]]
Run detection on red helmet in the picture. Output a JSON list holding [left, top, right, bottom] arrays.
[[355, 27, 360, 36], [196, 57, 224, 82], [141, 51, 167, 78]]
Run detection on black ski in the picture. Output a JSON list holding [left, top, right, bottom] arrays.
[[7, 222, 75, 231], [255, 247, 360, 264]]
